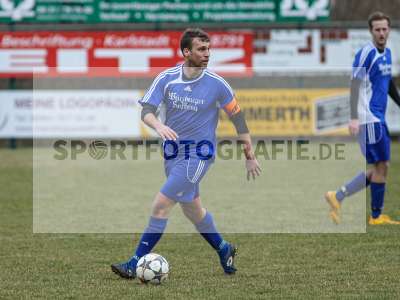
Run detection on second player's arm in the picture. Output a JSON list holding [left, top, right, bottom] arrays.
[[348, 78, 400, 135], [141, 103, 178, 141], [389, 79, 400, 108], [349, 78, 362, 135]]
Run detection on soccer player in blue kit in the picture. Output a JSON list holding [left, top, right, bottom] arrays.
[[111, 28, 261, 278], [325, 12, 400, 225]]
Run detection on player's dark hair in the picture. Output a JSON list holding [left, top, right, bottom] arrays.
[[180, 28, 210, 54], [368, 11, 391, 30]]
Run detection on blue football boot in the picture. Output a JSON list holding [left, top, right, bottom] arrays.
[[218, 243, 237, 274], [111, 256, 138, 279]]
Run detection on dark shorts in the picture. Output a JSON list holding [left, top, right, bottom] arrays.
[[358, 122, 390, 164]]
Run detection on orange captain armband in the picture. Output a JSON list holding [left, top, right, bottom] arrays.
[[223, 97, 241, 117], [223, 97, 249, 135]]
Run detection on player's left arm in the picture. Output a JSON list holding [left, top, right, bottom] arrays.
[[388, 79, 400, 107], [223, 97, 261, 181]]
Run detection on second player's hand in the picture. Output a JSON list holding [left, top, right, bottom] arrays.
[[246, 158, 261, 181], [155, 124, 179, 141], [348, 119, 359, 136]]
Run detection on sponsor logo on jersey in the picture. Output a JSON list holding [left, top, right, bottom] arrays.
[[379, 63, 391, 76], [168, 91, 204, 112]]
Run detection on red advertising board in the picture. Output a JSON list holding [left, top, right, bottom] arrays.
[[0, 31, 253, 77]]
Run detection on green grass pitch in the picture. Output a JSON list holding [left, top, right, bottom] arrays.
[[1, 142, 400, 299]]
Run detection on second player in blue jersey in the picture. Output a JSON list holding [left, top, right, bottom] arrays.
[[325, 12, 400, 225]]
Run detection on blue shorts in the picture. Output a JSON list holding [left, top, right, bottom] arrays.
[[160, 156, 212, 202], [358, 122, 390, 164]]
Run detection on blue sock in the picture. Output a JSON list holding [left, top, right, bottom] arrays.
[[195, 212, 226, 252], [370, 182, 385, 219], [128, 216, 168, 268], [336, 172, 371, 202]]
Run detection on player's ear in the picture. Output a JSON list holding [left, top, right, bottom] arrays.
[[183, 48, 191, 58]]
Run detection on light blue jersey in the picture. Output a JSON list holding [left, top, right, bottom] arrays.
[[139, 65, 234, 159], [352, 42, 392, 124], [139, 65, 236, 201]]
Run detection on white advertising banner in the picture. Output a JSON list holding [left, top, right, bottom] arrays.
[[0, 89, 399, 138], [0, 90, 142, 138], [253, 29, 400, 75]]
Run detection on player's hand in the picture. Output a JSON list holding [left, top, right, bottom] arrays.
[[246, 158, 261, 181], [348, 119, 359, 136], [155, 124, 179, 141]]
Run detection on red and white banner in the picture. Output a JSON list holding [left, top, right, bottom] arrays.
[[253, 29, 400, 75], [0, 31, 253, 77]]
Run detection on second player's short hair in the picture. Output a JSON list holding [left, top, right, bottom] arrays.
[[368, 11, 391, 30], [180, 28, 210, 53]]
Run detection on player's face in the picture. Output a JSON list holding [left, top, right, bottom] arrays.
[[370, 19, 390, 49], [184, 38, 210, 68]]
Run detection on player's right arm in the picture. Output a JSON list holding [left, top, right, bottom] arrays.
[[349, 45, 373, 135], [141, 105, 178, 141], [349, 78, 362, 135], [139, 69, 179, 141]]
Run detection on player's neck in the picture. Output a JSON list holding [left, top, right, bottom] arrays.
[[182, 63, 204, 80], [373, 41, 386, 53]]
